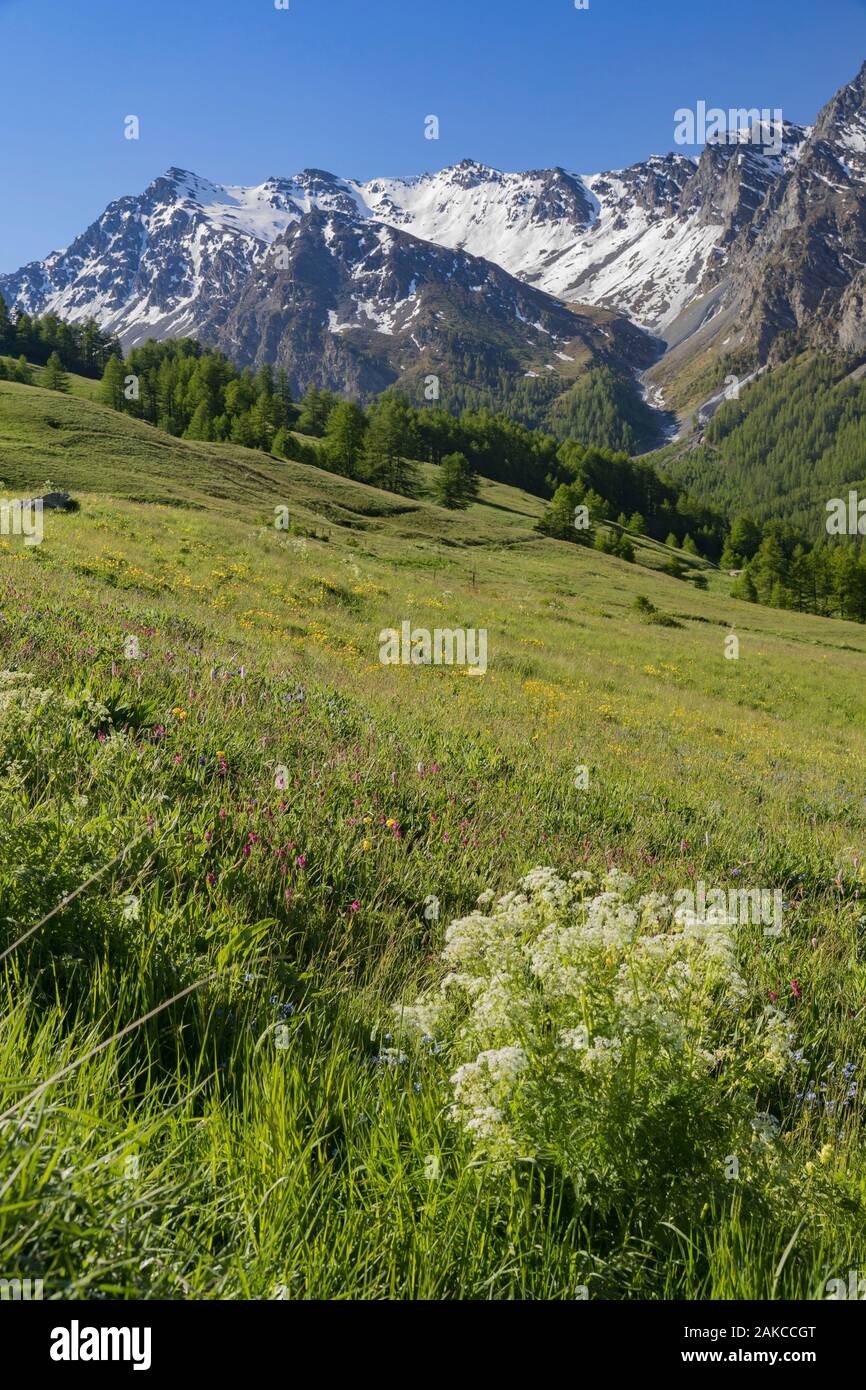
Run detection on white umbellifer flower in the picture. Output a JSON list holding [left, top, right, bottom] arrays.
[[473, 1045, 527, 1084], [394, 866, 797, 1170], [393, 1000, 443, 1039], [756, 1006, 793, 1073], [638, 893, 673, 928], [520, 866, 576, 909], [521, 867, 562, 893], [0, 670, 53, 725], [584, 893, 639, 947], [603, 868, 636, 894], [471, 972, 524, 1032], [464, 1106, 505, 1141], [579, 1036, 623, 1074], [450, 1046, 528, 1151], [450, 1046, 527, 1102]]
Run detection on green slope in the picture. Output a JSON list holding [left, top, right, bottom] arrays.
[[1, 376, 866, 1299]]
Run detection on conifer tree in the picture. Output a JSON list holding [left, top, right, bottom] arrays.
[[324, 400, 367, 476], [362, 394, 419, 495], [296, 385, 337, 437], [0, 292, 12, 354], [100, 356, 126, 411], [434, 452, 480, 510], [43, 351, 70, 392]]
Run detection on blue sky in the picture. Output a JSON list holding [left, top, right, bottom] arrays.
[[2, 0, 865, 272]]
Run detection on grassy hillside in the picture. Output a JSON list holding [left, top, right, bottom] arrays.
[[1, 379, 865, 1299], [0, 355, 103, 404]]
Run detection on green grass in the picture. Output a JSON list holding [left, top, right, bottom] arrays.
[[0, 379, 865, 1299], [0, 357, 103, 404]]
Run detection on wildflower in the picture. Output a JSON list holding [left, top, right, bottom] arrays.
[[373, 1049, 408, 1070], [751, 1112, 780, 1145], [362, 839, 371, 851], [207, 872, 216, 886], [172, 707, 188, 720], [350, 901, 360, 912], [296, 854, 307, 868], [790, 979, 802, 999], [394, 1001, 443, 1039], [386, 818, 399, 828], [395, 866, 797, 1174]]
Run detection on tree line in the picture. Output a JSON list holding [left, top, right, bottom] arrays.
[[537, 444, 729, 559], [660, 352, 866, 535], [0, 292, 120, 378], [9, 302, 866, 621], [93, 338, 724, 527], [724, 515, 866, 622]]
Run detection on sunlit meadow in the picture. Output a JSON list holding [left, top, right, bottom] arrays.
[[1, 383, 866, 1298]]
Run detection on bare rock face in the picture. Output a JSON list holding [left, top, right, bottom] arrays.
[[677, 63, 866, 366], [199, 207, 658, 404]]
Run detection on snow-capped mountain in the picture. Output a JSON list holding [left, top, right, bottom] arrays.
[[651, 60, 866, 392], [6, 61, 866, 417], [198, 206, 657, 403], [0, 135, 810, 347], [0, 163, 662, 434], [354, 137, 808, 332], [0, 168, 335, 346]]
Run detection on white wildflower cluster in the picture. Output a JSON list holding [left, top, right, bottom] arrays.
[[451, 1046, 528, 1149], [394, 868, 794, 1175], [0, 670, 53, 726]]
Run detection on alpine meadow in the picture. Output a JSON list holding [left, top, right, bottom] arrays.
[[2, 0, 866, 1337]]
